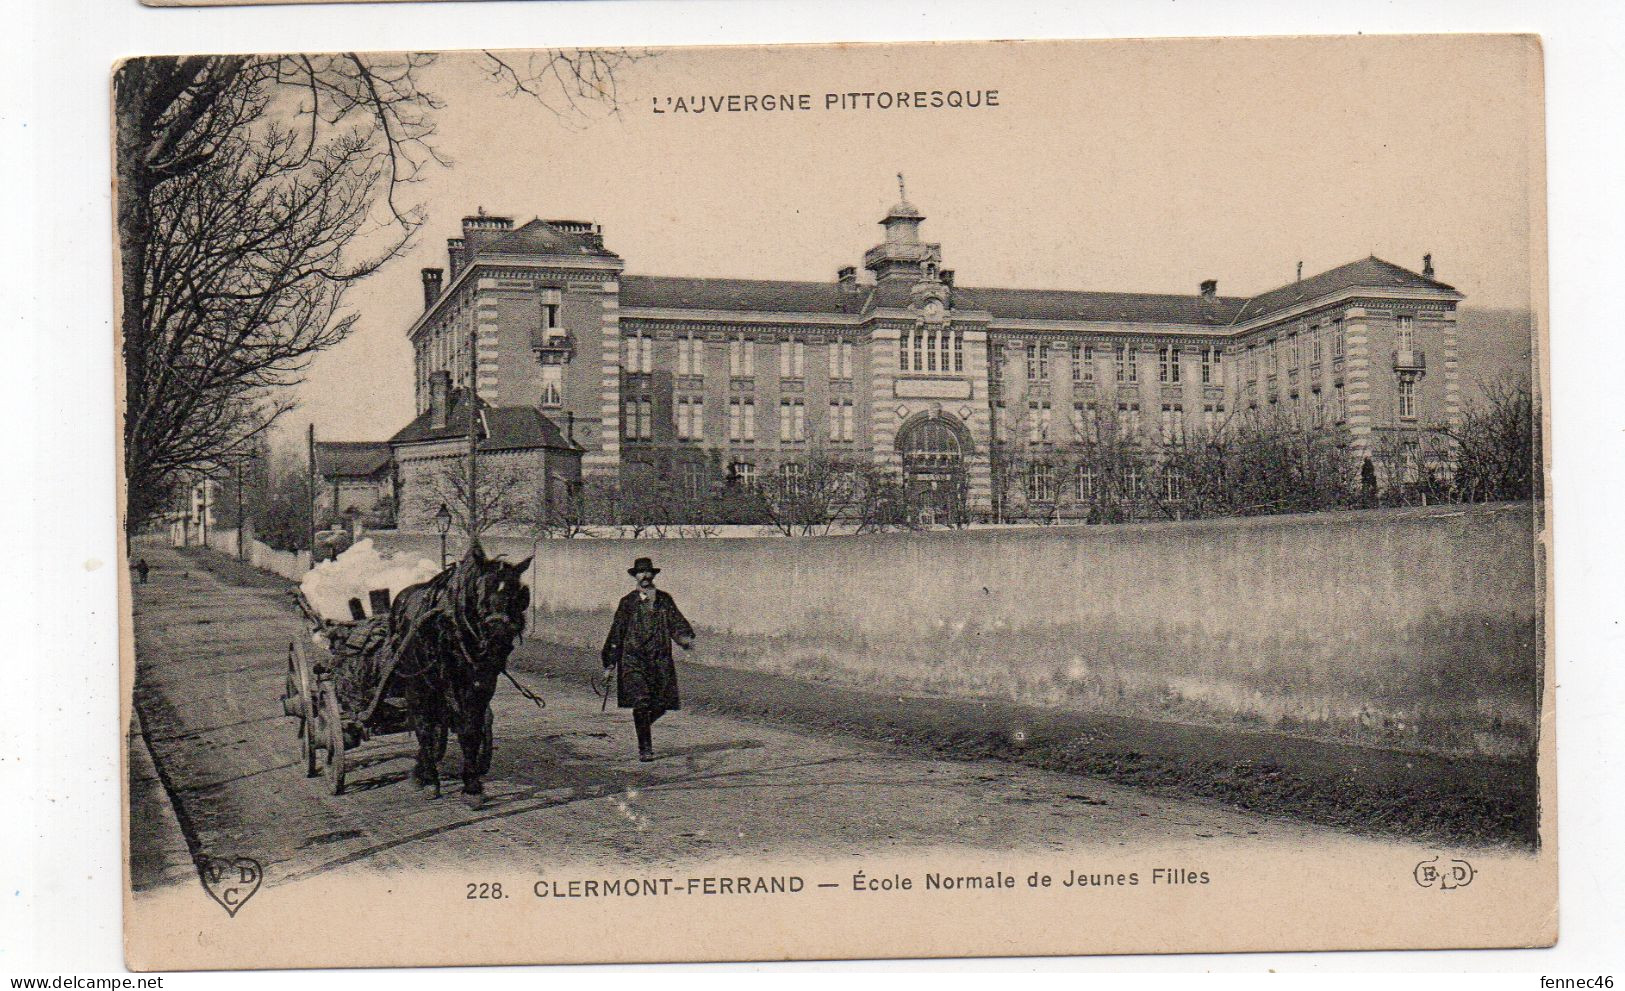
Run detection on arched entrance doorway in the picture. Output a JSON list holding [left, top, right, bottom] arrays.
[[896, 414, 970, 525]]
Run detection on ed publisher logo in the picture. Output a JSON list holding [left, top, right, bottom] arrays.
[[199, 855, 263, 916], [1413, 856, 1476, 891]]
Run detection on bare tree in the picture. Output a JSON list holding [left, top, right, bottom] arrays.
[[116, 50, 643, 532], [1443, 373, 1537, 503], [433, 459, 538, 539]]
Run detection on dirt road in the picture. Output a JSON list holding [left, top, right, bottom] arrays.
[[129, 543, 1430, 893]]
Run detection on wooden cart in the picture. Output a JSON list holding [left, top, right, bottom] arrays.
[[279, 590, 491, 795]]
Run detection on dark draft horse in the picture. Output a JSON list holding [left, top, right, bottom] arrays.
[[388, 542, 532, 809]]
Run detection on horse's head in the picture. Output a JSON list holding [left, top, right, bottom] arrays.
[[460, 542, 532, 657]]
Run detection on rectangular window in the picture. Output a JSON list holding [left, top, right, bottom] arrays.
[[779, 399, 805, 442], [540, 289, 563, 340], [1159, 345, 1180, 384], [1266, 338, 1278, 374], [1074, 464, 1097, 501], [779, 340, 805, 380], [1071, 401, 1097, 441], [1027, 401, 1050, 444], [829, 340, 854, 381], [1118, 401, 1141, 438], [1311, 327, 1323, 364], [1333, 319, 1345, 357], [624, 333, 653, 374], [677, 334, 703, 378], [1124, 464, 1141, 501], [742, 398, 756, 441], [1025, 463, 1057, 502], [1026, 343, 1040, 381], [680, 462, 706, 501], [539, 365, 563, 407], [1334, 383, 1345, 422], [1200, 346, 1215, 385], [625, 397, 652, 440], [828, 402, 841, 442], [676, 397, 703, 441], [728, 399, 741, 442], [780, 462, 806, 499], [953, 332, 963, 373], [1398, 378, 1417, 419], [1114, 343, 1128, 383], [899, 331, 910, 372], [731, 461, 757, 487], [1396, 315, 1414, 352], [1160, 403, 1184, 444], [1162, 467, 1184, 501], [1073, 343, 1094, 383]]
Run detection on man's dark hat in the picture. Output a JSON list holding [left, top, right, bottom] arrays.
[[628, 557, 661, 577]]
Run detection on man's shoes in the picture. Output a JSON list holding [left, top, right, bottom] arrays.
[[638, 746, 654, 762]]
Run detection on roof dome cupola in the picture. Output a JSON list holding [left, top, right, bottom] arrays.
[[864, 174, 942, 283]]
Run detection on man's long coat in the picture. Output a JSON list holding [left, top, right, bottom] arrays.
[[601, 589, 693, 710]]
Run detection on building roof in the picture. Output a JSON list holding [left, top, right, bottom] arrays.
[[313, 441, 392, 478], [952, 286, 1247, 326], [469, 218, 619, 260], [621, 275, 868, 315], [389, 389, 582, 452], [1227, 256, 1459, 325], [619, 256, 1457, 329]]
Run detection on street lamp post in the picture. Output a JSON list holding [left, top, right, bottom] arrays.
[[435, 502, 452, 569]]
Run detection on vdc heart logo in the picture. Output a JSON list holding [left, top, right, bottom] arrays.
[[198, 856, 263, 917]]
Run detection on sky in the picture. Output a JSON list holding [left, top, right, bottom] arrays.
[[284, 35, 1543, 448]]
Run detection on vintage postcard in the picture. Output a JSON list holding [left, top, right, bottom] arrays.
[[142, 0, 511, 6], [117, 36, 1552, 969]]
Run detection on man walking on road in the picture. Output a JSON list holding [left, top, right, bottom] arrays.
[[601, 557, 695, 761]]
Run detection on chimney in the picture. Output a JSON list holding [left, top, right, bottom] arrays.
[[1199, 279, 1217, 298], [421, 268, 444, 310], [429, 370, 450, 429], [837, 265, 857, 289], [1423, 253, 1435, 279], [1296, 261, 1303, 282], [447, 238, 465, 279], [461, 211, 514, 235]]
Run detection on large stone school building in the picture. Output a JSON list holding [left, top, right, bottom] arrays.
[[387, 189, 1461, 529]]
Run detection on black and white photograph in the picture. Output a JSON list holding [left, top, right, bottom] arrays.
[[114, 35, 1552, 969]]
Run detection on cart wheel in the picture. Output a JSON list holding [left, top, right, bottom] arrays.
[[291, 643, 319, 778], [474, 708, 495, 776], [322, 686, 347, 795]]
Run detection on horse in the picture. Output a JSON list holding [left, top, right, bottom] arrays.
[[387, 541, 532, 809]]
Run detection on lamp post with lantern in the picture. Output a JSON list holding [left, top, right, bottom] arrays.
[[435, 502, 452, 569]]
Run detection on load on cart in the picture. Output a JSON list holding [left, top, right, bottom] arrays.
[[280, 540, 534, 808]]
